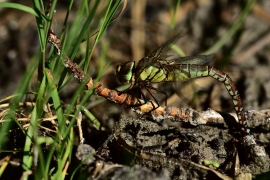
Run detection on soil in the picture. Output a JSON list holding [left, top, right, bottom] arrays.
[[1, 0, 270, 179]]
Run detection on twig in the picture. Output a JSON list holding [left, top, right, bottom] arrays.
[[47, 30, 249, 135]]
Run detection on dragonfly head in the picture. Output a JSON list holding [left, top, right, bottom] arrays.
[[116, 61, 135, 84]]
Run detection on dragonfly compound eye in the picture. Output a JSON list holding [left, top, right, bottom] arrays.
[[116, 61, 135, 84]]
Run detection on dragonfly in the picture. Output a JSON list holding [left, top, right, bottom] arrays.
[[116, 34, 246, 128]]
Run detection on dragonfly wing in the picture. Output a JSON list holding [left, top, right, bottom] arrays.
[[174, 80, 197, 100], [148, 34, 182, 60], [163, 63, 208, 106], [171, 68, 205, 107], [168, 54, 214, 65]]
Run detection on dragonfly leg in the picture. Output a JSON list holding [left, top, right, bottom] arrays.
[[144, 86, 161, 111], [145, 85, 168, 106], [115, 86, 147, 109], [137, 86, 157, 118], [129, 85, 163, 118]]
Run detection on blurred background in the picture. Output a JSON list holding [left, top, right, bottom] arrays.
[[0, 0, 270, 129]]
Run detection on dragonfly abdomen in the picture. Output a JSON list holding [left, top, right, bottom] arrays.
[[187, 65, 246, 132], [165, 64, 210, 82]]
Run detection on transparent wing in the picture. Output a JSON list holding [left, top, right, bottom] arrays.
[[173, 75, 206, 108], [148, 34, 182, 60], [166, 62, 212, 107], [167, 54, 214, 65], [140, 34, 214, 107]]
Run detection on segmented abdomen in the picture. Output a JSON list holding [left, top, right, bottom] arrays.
[[166, 64, 246, 131]]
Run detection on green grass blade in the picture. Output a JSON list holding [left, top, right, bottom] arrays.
[[0, 53, 40, 149], [203, 0, 256, 55], [22, 75, 46, 171], [46, 69, 66, 137], [169, 0, 181, 34], [81, 106, 100, 129], [0, 2, 39, 17]]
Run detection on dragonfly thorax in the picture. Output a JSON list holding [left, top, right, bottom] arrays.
[[136, 57, 167, 83], [116, 61, 136, 84]]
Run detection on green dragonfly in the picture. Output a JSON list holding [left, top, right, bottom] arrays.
[[116, 34, 246, 129]]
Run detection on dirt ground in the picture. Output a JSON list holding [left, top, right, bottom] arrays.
[[1, 0, 270, 179]]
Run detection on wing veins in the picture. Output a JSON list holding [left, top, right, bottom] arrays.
[[168, 55, 214, 65], [149, 34, 182, 59]]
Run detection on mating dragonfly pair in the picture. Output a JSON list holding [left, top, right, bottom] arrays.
[[115, 34, 246, 131]]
